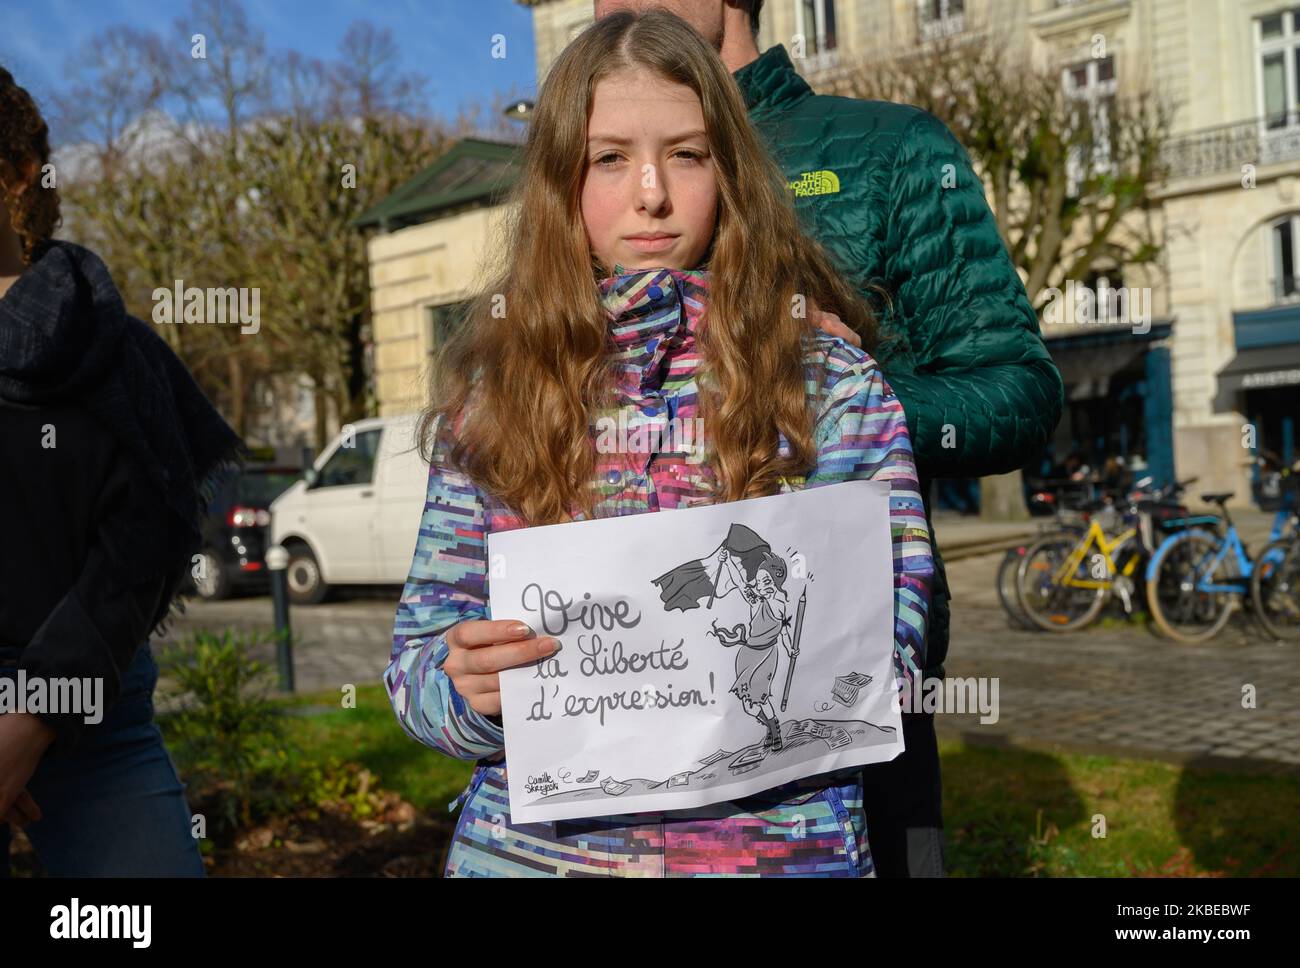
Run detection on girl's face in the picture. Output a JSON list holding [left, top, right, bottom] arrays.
[[581, 68, 718, 274]]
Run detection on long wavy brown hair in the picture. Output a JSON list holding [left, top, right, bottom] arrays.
[[418, 10, 876, 526], [0, 65, 61, 265]]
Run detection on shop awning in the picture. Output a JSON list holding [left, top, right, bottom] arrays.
[[1217, 343, 1300, 393], [1043, 321, 1172, 400]]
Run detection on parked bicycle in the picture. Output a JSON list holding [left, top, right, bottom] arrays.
[[996, 480, 1093, 630], [1014, 477, 1201, 633], [1145, 465, 1300, 643], [1250, 463, 1300, 640]]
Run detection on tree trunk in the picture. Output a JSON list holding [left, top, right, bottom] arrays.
[[226, 352, 245, 440], [313, 378, 330, 453], [980, 470, 1030, 522], [345, 310, 369, 420]]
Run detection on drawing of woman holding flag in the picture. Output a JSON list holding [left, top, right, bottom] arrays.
[[711, 547, 797, 752], [652, 523, 798, 750]]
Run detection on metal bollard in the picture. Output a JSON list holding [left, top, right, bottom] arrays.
[[266, 545, 295, 692]]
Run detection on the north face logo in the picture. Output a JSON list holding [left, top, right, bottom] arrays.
[[789, 169, 841, 197]]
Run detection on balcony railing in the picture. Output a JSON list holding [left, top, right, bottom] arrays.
[[918, 13, 965, 42], [1162, 112, 1300, 181]]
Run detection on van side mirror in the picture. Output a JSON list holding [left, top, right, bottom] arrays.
[[303, 467, 319, 488]]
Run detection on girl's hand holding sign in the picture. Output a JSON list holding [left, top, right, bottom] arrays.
[[442, 620, 560, 718]]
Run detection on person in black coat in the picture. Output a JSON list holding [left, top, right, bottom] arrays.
[[0, 65, 245, 875]]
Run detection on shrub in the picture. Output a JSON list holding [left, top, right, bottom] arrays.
[[158, 629, 394, 839]]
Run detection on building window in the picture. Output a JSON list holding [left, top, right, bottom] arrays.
[[917, 0, 964, 41], [1064, 55, 1117, 106], [1257, 9, 1300, 129], [1080, 267, 1126, 323], [795, 0, 837, 57], [1083, 268, 1124, 296], [1272, 215, 1300, 301], [425, 302, 468, 358], [1064, 54, 1118, 195]]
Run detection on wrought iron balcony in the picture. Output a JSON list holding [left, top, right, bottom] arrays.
[[1162, 112, 1300, 182], [918, 12, 965, 42]]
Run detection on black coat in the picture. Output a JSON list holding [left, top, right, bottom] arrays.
[[0, 241, 243, 755], [0, 397, 168, 752]]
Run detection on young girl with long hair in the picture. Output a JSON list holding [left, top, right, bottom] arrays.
[[385, 10, 932, 877]]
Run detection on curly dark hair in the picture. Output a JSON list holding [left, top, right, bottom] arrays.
[[0, 64, 60, 265]]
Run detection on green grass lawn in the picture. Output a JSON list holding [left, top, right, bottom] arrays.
[[276, 684, 1300, 877], [280, 684, 475, 816], [939, 741, 1299, 876]]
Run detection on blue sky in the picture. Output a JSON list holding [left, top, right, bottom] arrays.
[[1, 0, 539, 139]]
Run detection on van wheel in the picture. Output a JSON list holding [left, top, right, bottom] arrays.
[[286, 545, 329, 605]]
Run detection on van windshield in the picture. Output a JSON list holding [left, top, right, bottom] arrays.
[[316, 429, 381, 487]]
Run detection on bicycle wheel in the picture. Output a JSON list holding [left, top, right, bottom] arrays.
[[1016, 532, 1107, 632], [997, 545, 1036, 630], [1251, 539, 1300, 640], [1146, 531, 1236, 643]]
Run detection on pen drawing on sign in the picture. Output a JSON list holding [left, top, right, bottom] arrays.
[[520, 521, 896, 809]]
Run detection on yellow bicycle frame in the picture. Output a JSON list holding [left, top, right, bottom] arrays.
[[1049, 519, 1139, 590]]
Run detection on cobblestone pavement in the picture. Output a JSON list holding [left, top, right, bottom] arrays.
[[158, 546, 1300, 770], [156, 590, 400, 703], [937, 550, 1300, 771]]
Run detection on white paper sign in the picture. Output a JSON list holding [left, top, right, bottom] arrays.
[[489, 479, 900, 823]]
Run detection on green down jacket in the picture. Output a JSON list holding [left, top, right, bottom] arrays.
[[734, 45, 1065, 680]]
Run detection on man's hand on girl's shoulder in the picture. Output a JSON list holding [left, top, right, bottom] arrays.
[[811, 303, 862, 348]]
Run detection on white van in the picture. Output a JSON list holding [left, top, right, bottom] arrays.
[[270, 413, 430, 604]]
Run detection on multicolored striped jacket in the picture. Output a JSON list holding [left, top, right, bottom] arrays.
[[385, 267, 933, 877]]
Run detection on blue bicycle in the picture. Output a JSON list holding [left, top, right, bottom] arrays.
[[1250, 469, 1300, 640], [1145, 476, 1299, 643]]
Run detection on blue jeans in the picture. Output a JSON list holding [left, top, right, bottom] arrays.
[[0, 645, 205, 877]]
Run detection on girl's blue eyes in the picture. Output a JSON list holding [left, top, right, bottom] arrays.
[[593, 150, 705, 167]]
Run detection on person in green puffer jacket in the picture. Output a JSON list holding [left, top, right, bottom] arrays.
[[595, 0, 1065, 878]]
